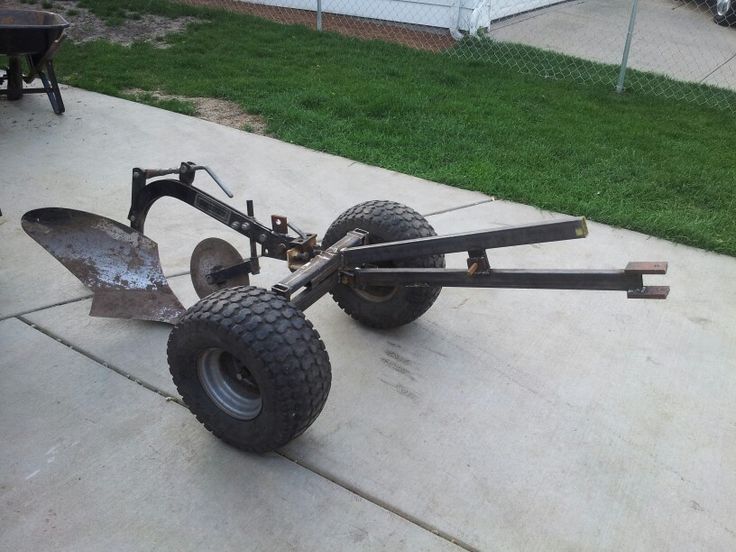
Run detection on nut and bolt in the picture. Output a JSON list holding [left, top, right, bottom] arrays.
[[228, 221, 252, 232]]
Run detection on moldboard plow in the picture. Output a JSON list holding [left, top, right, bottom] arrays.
[[22, 163, 669, 452]]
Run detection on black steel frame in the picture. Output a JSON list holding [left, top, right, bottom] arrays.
[[130, 164, 669, 311], [128, 163, 316, 283], [272, 218, 669, 306], [347, 267, 669, 298]]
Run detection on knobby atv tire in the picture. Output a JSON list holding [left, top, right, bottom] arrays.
[[322, 200, 444, 329], [167, 286, 331, 453]]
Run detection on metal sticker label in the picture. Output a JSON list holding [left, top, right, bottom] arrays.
[[194, 194, 231, 225]]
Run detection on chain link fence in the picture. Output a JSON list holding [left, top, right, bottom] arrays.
[[174, 0, 736, 110]]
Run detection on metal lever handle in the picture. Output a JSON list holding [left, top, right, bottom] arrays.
[[142, 163, 235, 199], [191, 165, 234, 199]]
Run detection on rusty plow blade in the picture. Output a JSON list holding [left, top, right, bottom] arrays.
[[22, 208, 186, 324]]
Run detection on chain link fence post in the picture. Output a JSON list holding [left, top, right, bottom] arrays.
[[616, 0, 640, 93], [317, 0, 323, 32]]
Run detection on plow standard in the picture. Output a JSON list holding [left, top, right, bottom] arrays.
[[22, 163, 669, 452]]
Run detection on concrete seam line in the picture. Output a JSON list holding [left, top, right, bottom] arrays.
[[15, 315, 185, 407], [0, 271, 192, 323], [423, 199, 495, 218], [0, 294, 94, 322], [699, 51, 736, 83], [166, 269, 192, 279], [276, 450, 479, 552], [15, 318, 472, 550]]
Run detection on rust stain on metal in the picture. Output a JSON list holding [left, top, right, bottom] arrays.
[[21, 207, 185, 323], [625, 261, 668, 274]]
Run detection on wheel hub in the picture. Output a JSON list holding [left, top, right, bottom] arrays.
[[354, 282, 399, 302], [197, 348, 262, 420]]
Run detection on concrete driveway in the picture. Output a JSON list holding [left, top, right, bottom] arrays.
[[1, 88, 735, 551], [489, 0, 736, 89]]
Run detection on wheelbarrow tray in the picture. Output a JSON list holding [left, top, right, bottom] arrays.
[[0, 9, 69, 56]]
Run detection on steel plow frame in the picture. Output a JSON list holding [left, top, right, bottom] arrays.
[[22, 162, 669, 324], [21, 162, 670, 453]]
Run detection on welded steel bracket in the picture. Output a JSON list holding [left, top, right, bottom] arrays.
[[272, 230, 368, 310]]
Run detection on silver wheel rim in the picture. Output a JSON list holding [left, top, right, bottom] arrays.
[[718, 0, 731, 17], [197, 348, 262, 420]]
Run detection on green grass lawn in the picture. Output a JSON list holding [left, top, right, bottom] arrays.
[[17, 0, 736, 255]]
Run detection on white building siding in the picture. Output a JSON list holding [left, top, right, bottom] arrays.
[[242, 0, 565, 32]]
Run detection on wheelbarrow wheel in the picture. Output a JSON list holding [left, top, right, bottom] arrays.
[[167, 286, 331, 453], [322, 200, 445, 329], [6, 56, 23, 101]]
